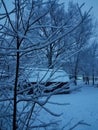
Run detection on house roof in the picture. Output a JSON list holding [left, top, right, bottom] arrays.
[[25, 68, 69, 83]]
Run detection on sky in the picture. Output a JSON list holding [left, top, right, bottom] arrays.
[[63, 0, 98, 20], [0, 0, 97, 26], [1, 0, 98, 20]]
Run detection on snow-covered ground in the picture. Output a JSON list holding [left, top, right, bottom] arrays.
[[1, 83, 98, 130], [38, 84, 98, 130]]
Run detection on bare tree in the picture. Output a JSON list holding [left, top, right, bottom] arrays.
[[79, 39, 98, 85], [63, 1, 93, 85], [0, 0, 94, 130]]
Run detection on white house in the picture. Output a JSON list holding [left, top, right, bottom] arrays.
[[26, 68, 69, 83], [21, 68, 70, 94]]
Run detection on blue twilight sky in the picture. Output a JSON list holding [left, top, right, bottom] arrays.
[[0, 0, 98, 21], [62, 0, 98, 20]]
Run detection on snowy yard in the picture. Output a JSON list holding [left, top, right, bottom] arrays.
[[1, 0, 98, 129], [37, 85, 98, 130]]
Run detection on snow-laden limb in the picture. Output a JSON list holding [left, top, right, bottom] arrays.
[[37, 103, 63, 117], [27, 120, 61, 129], [47, 101, 70, 106], [68, 120, 91, 130], [19, 18, 89, 56], [0, 97, 13, 102], [62, 118, 73, 130], [16, 96, 63, 130], [1, 0, 16, 32]]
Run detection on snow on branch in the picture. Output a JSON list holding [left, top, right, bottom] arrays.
[[68, 120, 91, 130]]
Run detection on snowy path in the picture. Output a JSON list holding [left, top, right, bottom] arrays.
[[39, 85, 98, 130]]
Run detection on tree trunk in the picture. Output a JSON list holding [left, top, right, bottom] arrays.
[[48, 44, 53, 69], [92, 74, 95, 85], [13, 40, 20, 130]]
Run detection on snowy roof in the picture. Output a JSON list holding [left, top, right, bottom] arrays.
[[25, 68, 69, 83]]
